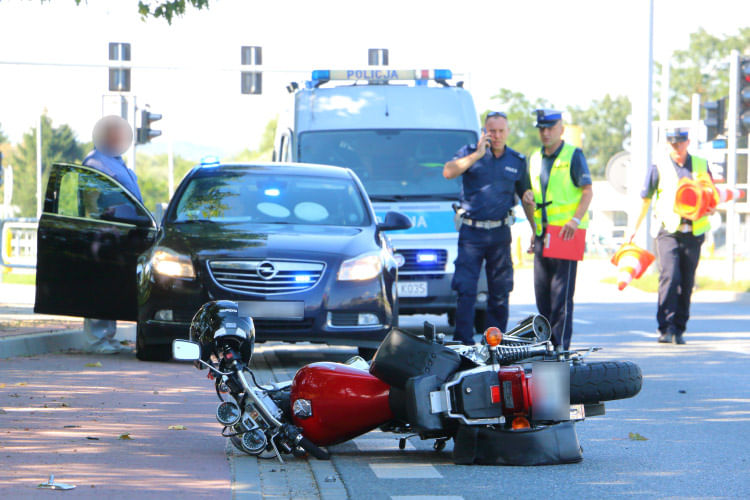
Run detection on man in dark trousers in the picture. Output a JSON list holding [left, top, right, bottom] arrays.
[[81, 115, 142, 354], [526, 109, 593, 351], [443, 112, 535, 345], [631, 127, 713, 345]]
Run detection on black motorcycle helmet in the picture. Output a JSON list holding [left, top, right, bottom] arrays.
[[189, 300, 255, 364]]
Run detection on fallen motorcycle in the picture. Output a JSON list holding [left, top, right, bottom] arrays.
[[172, 300, 642, 465]]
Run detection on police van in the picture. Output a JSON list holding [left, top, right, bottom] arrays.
[[274, 68, 489, 329]]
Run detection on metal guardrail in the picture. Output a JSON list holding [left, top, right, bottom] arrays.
[[0, 218, 38, 269]]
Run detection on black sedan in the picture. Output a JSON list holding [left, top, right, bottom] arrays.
[[34, 162, 411, 360]]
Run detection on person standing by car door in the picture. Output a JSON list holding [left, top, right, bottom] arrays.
[[526, 109, 593, 351], [81, 115, 142, 354], [443, 112, 536, 345]]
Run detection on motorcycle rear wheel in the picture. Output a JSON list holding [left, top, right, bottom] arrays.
[[569, 361, 642, 404]]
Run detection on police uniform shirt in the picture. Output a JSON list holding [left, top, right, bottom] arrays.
[[538, 141, 592, 225], [640, 154, 713, 227], [452, 144, 530, 221], [83, 149, 144, 203]]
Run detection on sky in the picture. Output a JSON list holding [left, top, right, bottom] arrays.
[[1, 0, 749, 160]]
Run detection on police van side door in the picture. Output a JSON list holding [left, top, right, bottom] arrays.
[[34, 163, 157, 321]]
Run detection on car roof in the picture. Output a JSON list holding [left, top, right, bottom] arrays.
[[192, 162, 353, 179]]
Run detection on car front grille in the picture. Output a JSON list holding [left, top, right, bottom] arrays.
[[208, 259, 325, 295], [253, 318, 315, 333], [394, 249, 448, 273]]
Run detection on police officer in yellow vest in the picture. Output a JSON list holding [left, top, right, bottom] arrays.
[[524, 109, 593, 350], [632, 127, 714, 345]]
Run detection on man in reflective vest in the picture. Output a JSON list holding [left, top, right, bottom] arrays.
[[632, 127, 713, 345], [524, 109, 593, 350]]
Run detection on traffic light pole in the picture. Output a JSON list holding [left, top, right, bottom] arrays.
[[726, 51, 739, 282]]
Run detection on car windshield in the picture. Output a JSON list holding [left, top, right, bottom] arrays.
[[298, 129, 475, 199], [171, 170, 370, 226]]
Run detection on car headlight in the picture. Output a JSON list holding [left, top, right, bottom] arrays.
[[151, 247, 196, 279], [337, 252, 382, 281]]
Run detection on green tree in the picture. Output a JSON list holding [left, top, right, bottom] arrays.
[[0, 123, 7, 145], [228, 118, 278, 163], [134, 153, 195, 212], [11, 115, 87, 217], [486, 89, 552, 157], [38, 0, 212, 24], [568, 94, 631, 178], [667, 27, 750, 119]]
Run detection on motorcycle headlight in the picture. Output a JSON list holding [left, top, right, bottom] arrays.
[[151, 247, 196, 279], [337, 252, 382, 281]]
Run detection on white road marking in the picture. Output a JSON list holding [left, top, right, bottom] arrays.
[[369, 463, 442, 479], [573, 318, 592, 324], [629, 330, 654, 337], [354, 437, 415, 451]]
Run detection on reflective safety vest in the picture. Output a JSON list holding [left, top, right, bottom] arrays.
[[529, 143, 589, 236], [653, 154, 710, 236]]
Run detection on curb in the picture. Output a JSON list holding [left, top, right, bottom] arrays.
[[0, 328, 87, 359]]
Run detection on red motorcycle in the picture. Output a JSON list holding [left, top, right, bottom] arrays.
[[173, 301, 642, 465]]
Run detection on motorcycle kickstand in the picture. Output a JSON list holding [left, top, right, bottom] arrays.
[[398, 434, 418, 450], [433, 438, 449, 452]]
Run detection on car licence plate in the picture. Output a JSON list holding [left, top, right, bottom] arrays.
[[238, 301, 304, 320], [397, 281, 427, 298]]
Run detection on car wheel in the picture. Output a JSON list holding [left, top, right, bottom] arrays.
[[474, 309, 487, 333], [357, 347, 377, 360], [135, 322, 171, 362]]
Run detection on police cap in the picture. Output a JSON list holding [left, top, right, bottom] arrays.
[[665, 127, 689, 144], [534, 108, 562, 128]]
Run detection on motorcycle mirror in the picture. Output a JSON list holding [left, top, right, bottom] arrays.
[[172, 339, 201, 361]]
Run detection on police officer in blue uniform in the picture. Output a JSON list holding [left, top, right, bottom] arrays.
[[443, 112, 536, 345], [631, 127, 714, 345], [526, 109, 593, 351]]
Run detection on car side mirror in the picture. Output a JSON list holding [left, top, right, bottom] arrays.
[[172, 339, 201, 361], [377, 211, 412, 232]]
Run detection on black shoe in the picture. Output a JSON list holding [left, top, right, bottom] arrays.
[[658, 331, 673, 343], [673, 334, 686, 345]]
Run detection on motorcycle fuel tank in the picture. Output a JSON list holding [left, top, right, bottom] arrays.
[[290, 362, 393, 446]]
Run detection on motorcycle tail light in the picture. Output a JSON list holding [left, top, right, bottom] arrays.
[[498, 367, 530, 416], [512, 416, 531, 430]]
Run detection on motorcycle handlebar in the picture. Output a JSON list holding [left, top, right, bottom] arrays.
[[295, 434, 330, 460]]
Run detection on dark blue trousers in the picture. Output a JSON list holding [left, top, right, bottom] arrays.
[[533, 233, 577, 350], [655, 228, 703, 336], [451, 225, 513, 345]]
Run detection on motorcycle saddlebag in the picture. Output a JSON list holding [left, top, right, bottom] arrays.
[[369, 328, 463, 390], [452, 421, 583, 466]]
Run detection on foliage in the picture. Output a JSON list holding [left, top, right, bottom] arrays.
[[11, 115, 88, 217], [486, 89, 552, 157], [667, 27, 750, 119], [567, 95, 631, 178], [227, 118, 277, 163], [134, 153, 195, 212], [0, 123, 7, 146], [57, 0, 211, 24]]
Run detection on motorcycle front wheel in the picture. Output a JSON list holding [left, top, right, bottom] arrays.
[[569, 361, 642, 404]]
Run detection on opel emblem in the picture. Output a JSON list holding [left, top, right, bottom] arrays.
[[394, 253, 406, 268], [257, 260, 277, 280]]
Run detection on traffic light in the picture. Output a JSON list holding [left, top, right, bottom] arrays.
[[137, 109, 162, 144], [702, 97, 726, 141], [739, 56, 750, 134]]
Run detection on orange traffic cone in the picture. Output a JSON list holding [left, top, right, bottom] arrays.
[[675, 175, 716, 221], [611, 243, 655, 291], [716, 186, 745, 203]]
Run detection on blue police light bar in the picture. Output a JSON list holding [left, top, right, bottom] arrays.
[[294, 275, 313, 283], [311, 69, 452, 83], [200, 156, 220, 166], [416, 252, 438, 263]]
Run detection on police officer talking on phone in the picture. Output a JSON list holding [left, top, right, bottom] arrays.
[[525, 109, 593, 351], [443, 112, 536, 345]]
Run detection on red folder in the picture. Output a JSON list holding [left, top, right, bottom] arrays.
[[542, 226, 586, 261]]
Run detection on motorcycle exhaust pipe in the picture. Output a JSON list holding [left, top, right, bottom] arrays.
[[503, 315, 551, 344]]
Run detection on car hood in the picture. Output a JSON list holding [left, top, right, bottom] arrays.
[[159, 221, 375, 261]]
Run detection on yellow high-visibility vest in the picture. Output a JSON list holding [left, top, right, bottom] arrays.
[[653, 154, 710, 236]]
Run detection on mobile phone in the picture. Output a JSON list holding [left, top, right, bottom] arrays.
[[482, 128, 491, 148]]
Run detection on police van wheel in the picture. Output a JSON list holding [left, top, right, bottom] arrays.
[[474, 310, 487, 333]]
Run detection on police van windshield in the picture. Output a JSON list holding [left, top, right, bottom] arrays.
[[298, 130, 475, 199]]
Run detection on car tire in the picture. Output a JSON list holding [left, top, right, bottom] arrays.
[[474, 309, 487, 333], [135, 322, 172, 362]]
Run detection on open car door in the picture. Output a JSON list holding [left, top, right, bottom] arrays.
[[34, 163, 157, 321]]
